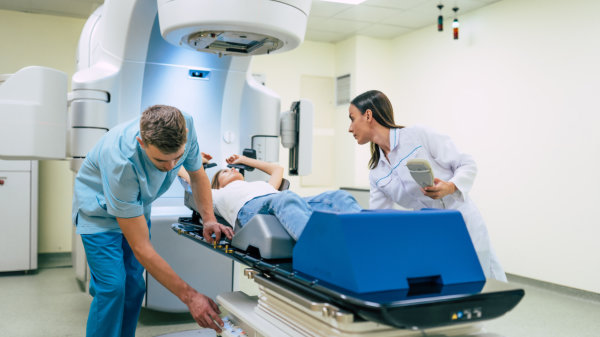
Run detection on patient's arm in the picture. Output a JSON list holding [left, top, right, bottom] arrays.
[[178, 152, 213, 185], [226, 154, 284, 190], [200, 152, 212, 164]]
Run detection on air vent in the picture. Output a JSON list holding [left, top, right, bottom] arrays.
[[336, 74, 351, 106]]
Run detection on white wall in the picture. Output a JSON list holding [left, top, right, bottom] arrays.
[[357, 0, 600, 293], [332, 37, 359, 189], [348, 36, 394, 188], [0, 10, 84, 253]]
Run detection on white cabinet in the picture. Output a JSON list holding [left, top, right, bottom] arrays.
[[0, 159, 37, 272]]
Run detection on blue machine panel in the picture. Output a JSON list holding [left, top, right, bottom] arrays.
[[292, 209, 485, 294]]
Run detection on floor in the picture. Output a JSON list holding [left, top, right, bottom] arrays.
[[1, 254, 599, 337], [0, 254, 203, 337]]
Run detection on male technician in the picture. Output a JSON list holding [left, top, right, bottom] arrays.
[[72, 104, 233, 336]]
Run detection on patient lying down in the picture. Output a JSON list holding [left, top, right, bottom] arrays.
[[187, 154, 362, 241]]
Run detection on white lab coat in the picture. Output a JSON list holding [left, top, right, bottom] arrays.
[[369, 125, 507, 281]]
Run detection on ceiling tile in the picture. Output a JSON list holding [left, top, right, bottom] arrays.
[[308, 16, 371, 33], [309, 0, 351, 18], [0, 0, 506, 44], [305, 29, 351, 43], [332, 4, 398, 23], [360, 23, 413, 39], [362, 0, 424, 10], [379, 0, 481, 29], [380, 8, 437, 29], [409, 0, 491, 19]]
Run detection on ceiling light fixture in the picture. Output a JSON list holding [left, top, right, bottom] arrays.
[[452, 7, 460, 40], [437, 2, 444, 32], [320, 0, 367, 5]]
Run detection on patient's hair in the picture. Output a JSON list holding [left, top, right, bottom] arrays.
[[140, 105, 187, 154], [211, 169, 225, 189], [351, 90, 404, 170]]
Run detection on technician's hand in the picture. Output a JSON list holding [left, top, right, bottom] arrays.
[[422, 178, 456, 200], [203, 220, 234, 243], [186, 291, 224, 332], [225, 154, 246, 165], [201, 152, 213, 164]]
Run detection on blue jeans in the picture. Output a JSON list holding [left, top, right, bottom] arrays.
[[80, 231, 146, 337], [237, 190, 362, 240]]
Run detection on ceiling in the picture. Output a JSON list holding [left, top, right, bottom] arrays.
[[0, 0, 502, 43]]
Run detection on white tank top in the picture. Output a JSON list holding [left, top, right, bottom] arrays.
[[212, 180, 278, 226]]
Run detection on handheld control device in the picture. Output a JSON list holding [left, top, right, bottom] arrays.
[[406, 158, 434, 188], [407, 158, 446, 208]]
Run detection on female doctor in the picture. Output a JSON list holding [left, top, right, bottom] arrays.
[[348, 90, 506, 281]]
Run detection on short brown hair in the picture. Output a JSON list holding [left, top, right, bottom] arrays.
[[211, 169, 225, 189], [139, 105, 187, 154]]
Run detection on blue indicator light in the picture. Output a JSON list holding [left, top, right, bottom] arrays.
[[188, 69, 210, 79]]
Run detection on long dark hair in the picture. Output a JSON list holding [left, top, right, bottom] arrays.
[[350, 90, 404, 169]]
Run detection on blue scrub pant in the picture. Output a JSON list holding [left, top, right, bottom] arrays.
[[81, 232, 146, 337]]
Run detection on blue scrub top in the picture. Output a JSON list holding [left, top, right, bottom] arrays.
[[72, 113, 202, 234]]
